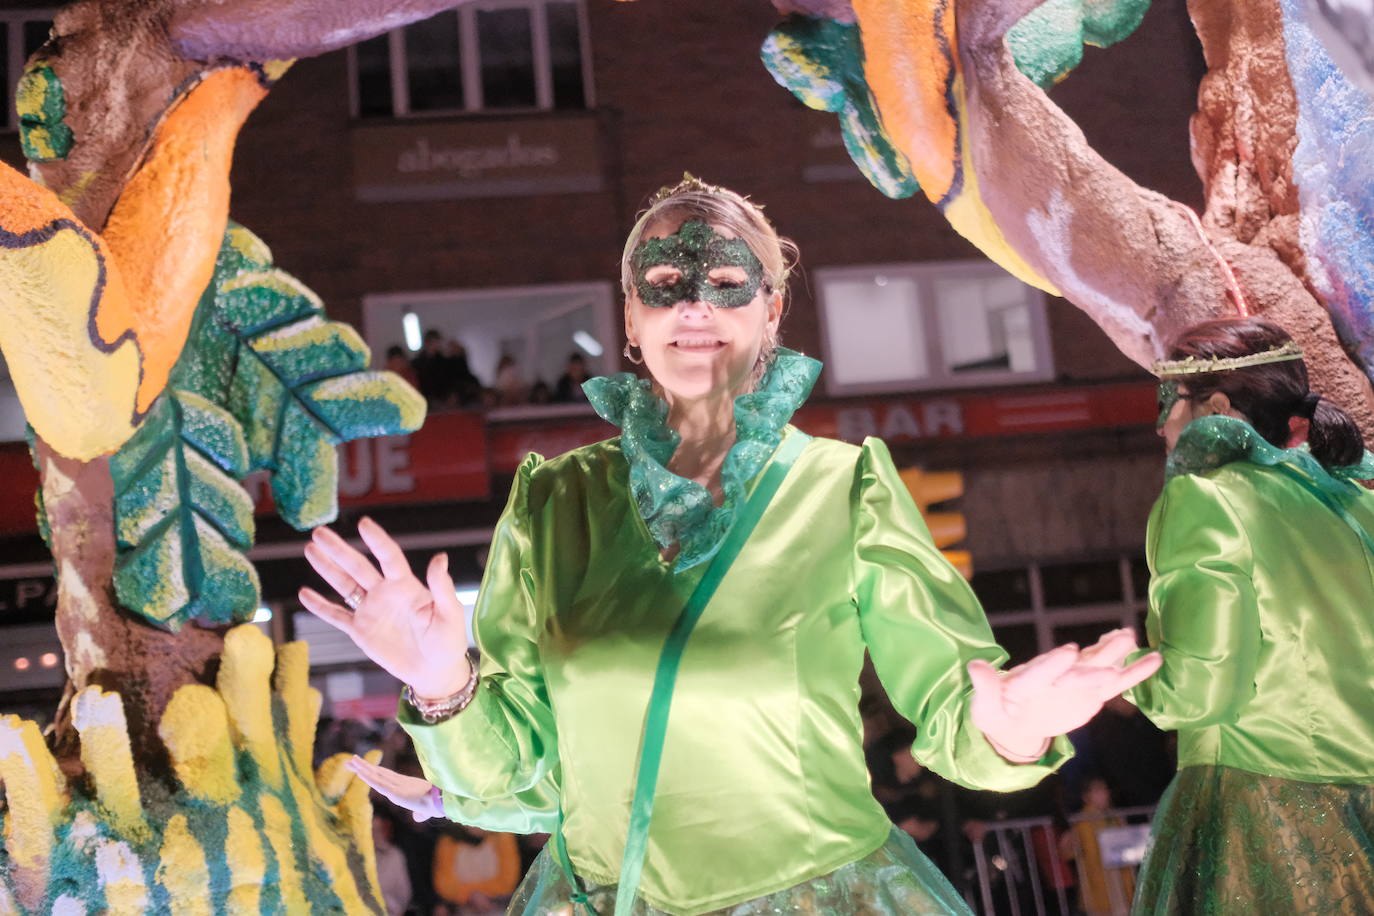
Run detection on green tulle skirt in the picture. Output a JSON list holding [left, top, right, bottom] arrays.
[[507, 827, 971, 916], [1134, 765, 1374, 914]]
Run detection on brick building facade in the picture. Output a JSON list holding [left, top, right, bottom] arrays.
[[0, 0, 1207, 696]]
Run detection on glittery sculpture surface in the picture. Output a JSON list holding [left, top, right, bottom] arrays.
[[630, 220, 766, 309], [581, 348, 821, 572]]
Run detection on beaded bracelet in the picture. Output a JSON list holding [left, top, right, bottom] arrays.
[[403, 653, 480, 724]]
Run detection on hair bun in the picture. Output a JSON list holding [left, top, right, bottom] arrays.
[[1295, 391, 1321, 420]]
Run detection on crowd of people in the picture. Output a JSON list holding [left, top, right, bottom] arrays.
[[384, 330, 591, 411]]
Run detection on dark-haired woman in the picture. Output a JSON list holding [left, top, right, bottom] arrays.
[[1133, 317, 1374, 913]]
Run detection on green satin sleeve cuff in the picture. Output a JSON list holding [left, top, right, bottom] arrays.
[[400, 453, 559, 801], [852, 437, 1071, 791], [439, 775, 561, 834], [1126, 473, 1261, 729]]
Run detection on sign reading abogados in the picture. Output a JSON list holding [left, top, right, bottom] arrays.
[[351, 114, 604, 202]]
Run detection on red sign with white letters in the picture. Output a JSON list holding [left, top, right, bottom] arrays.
[[0, 382, 1155, 533], [240, 410, 491, 512]]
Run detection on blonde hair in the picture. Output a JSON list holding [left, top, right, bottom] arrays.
[[619, 178, 798, 304]]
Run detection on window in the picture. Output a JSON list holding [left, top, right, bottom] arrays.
[[815, 260, 1053, 395], [363, 281, 616, 412], [349, 0, 591, 118], [2, 11, 55, 133], [980, 554, 1147, 665]]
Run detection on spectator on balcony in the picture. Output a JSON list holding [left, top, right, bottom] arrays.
[[555, 352, 591, 403], [413, 330, 451, 405], [443, 339, 482, 407], [386, 345, 420, 391], [493, 353, 526, 406]]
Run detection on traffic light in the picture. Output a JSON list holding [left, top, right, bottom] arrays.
[[898, 468, 973, 579]]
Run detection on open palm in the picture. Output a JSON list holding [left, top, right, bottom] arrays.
[[300, 517, 471, 698], [346, 755, 442, 822], [969, 628, 1162, 758]]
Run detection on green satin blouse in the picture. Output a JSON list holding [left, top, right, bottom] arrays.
[[401, 432, 1070, 915], [1129, 451, 1374, 784]]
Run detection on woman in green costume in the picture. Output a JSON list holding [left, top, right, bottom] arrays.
[[1135, 317, 1374, 913], [300, 177, 1158, 916]]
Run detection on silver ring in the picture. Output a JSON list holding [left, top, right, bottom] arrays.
[[345, 585, 366, 611]]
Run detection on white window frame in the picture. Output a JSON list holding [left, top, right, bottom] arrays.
[[2, 10, 56, 133], [983, 554, 1146, 658], [346, 0, 594, 119], [362, 279, 618, 410], [814, 259, 1055, 397]]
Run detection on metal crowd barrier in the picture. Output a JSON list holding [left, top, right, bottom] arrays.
[[969, 806, 1155, 916]]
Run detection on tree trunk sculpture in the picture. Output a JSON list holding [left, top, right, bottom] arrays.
[[0, 2, 466, 910], [764, 0, 1374, 437]]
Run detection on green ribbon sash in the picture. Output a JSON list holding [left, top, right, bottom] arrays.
[[554, 429, 812, 915]]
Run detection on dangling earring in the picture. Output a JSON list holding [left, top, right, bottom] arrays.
[[623, 342, 644, 366]]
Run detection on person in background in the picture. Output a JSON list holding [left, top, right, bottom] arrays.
[[387, 345, 421, 390], [413, 330, 451, 405], [1059, 777, 1136, 916], [493, 354, 525, 406], [529, 381, 553, 405], [373, 811, 414, 916], [555, 352, 590, 403], [432, 825, 522, 915], [444, 339, 482, 407]]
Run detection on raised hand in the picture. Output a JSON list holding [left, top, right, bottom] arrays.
[[300, 517, 471, 698], [968, 628, 1162, 761], [345, 755, 444, 823]]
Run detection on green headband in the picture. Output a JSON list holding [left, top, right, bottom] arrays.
[[1151, 341, 1305, 377]]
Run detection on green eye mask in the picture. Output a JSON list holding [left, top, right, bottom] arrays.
[[1157, 380, 1182, 430], [631, 220, 766, 309]]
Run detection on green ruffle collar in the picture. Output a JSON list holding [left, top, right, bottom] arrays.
[[582, 348, 821, 573], [1167, 414, 1374, 494]]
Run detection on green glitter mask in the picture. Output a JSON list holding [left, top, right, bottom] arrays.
[[631, 220, 767, 309], [1157, 380, 1183, 430]]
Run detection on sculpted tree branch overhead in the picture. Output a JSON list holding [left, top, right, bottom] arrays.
[[167, 0, 469, 61], [762, 0, 1374, 436]]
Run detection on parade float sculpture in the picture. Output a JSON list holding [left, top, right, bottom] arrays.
[[0, 1, 468, 911], [763, 0, 1374, 435], [6, 0, 1374, 910]]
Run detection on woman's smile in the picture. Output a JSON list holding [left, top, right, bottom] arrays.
[[668, 335, 728, 354]]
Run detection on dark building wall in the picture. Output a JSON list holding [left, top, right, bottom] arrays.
[[0, 0, 1207, 572], [214, 0, 1203, 383], [0, 1, 1204, 382]]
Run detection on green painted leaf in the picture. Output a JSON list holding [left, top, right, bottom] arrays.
[[172, 223, 426, 530], [762, 5, 1151, 198], [1008, 0, 1151, 89], [762, 16, 921, 199], [109, 390, 258, 629]]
